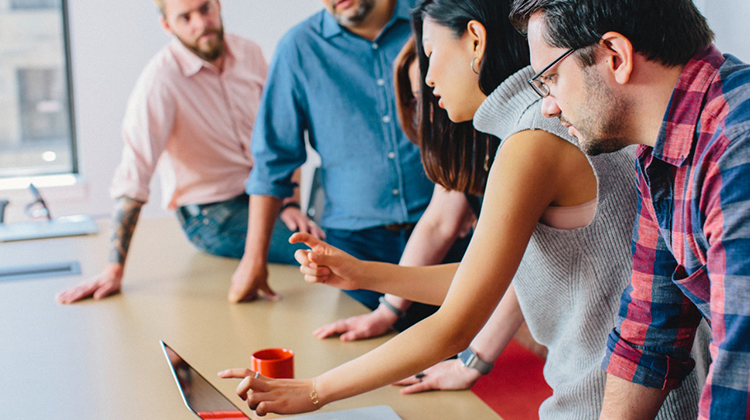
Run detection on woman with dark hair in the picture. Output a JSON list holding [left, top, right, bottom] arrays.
[[311, 37, 481, 342], [219, 0, 708, 417], [315, 35, 546, 363]]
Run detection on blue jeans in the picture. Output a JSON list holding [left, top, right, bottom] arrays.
[[325, 225, 471, 332], [176, 194, 304, 265]]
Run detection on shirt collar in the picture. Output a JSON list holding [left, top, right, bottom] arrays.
[[169, 35, 233, 77], [320, 0, 411, 40], [651, 44, 725, 166]]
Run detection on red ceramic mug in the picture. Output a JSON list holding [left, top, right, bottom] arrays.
[[251, 348, 294, 379]]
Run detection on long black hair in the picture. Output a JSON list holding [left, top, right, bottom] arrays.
[[413, 0, 530, 195]]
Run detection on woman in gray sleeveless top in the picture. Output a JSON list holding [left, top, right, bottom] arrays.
[[448, 67, 707, 419], [218, 1, 708, 417]]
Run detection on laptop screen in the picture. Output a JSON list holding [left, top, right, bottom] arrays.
[[161, 341, 404, 420], [161, 341, 249, 420]]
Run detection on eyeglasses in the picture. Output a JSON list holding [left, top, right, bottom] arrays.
[[527, 48, 576, 98]]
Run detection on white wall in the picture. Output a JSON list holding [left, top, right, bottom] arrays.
[[3, 0, 749, 222], [699, 0, 750, 62]]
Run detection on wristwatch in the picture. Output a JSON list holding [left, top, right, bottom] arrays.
[[378, 296, 406, 318], [457, 348, 494, 375]]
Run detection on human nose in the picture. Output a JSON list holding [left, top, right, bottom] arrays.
[[191, 13, 209, 34], [540, 95, 561, 119], [424, 67, 435, 88]]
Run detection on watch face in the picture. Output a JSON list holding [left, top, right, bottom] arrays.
[[459, 349, 475, 367], [459, 349, 492, 375]]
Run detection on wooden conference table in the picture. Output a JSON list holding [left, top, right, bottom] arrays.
[[0, 217, 501, 419]]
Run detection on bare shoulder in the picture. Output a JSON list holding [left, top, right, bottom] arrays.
[[499, 129, 584, 173]]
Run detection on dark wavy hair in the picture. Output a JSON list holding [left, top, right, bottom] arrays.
[[394, 37, 420, 144], [510, 0, 713, 67], [412, 0, 529, 195]]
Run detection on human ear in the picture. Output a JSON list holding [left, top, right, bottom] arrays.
[[466, 20, 488, 66], [160, 15, 173, 36], [600, 32, 633, 85]]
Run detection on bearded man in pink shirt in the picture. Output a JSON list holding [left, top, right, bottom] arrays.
[[55, 0, 322, 304]]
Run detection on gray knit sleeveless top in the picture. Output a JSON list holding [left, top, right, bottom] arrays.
[[473, 66, 708, 420]]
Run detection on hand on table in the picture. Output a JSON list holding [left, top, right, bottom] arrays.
[[218, 369, 321, 416], [393, 359, 482, 394], [289, 233, 364, 290], [229, 257, 279, 303], [55, 263, 123, 304], [279, 207, 325, 239], [313, 306, 397, 341]]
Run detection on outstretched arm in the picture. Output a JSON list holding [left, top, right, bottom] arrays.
[[56, 197, 144, 303], [59, 51, 174, 304], [220, 130, 569, 416], [290, 235, 459, 306], [238, 36, 312, 302], [313, 186, 474, 340]]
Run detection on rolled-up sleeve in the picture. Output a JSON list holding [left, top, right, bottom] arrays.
[[110, 72, 176, 203], [602, 162, 702, 390], [245, 36, 308, 200]]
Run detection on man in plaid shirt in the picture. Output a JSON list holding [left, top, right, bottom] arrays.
[[511, 0, 750, 418]]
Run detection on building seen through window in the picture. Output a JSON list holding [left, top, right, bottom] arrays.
[[11, 0, 58, 9], [0, 0, 76, 179]]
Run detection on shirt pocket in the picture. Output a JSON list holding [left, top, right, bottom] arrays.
[[671, 264, 711, 321]]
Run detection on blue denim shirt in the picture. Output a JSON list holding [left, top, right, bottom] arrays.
[[246, 0, 433, 230]]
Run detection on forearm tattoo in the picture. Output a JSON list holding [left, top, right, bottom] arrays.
[[108, 197, 144, 265]]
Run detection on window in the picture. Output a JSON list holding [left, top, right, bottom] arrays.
[[0, 0, 76, 179], [11, 0, 58, 10]]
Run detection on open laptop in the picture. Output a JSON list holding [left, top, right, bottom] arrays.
[[161, 341, 403, 420]]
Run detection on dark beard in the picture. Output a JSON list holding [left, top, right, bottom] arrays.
[[579, 133, 630, 156], [333, 0, 375, 26], [179, 27, 225, 63], [575, 68, 631, 156]]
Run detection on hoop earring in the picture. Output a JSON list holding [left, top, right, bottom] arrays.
[[470, 57, 480, 75]]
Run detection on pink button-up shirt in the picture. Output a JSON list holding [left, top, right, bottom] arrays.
[[110, 34, 267, 210]]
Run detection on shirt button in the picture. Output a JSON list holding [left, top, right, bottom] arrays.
[[387, 151, 396, 159], [203, 219, 210, 226], [372, 43, 379, 50], [392, 189, 400, 196], [377, 78, 385, 86], [201, 208, 209, 216], [382, 115, 391, 123]]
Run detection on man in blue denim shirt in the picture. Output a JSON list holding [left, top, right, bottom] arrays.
[[231, 0, 436, 326]]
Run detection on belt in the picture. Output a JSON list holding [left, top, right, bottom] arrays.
[[177, 194, 248, 220], [178, 203, 207, 219], [381, 222, 417, 232]]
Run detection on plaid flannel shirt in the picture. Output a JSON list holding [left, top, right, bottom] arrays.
[[602, 45, 750, 419]]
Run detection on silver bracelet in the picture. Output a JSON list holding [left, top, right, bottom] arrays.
[[378, 296, 406, 318]]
